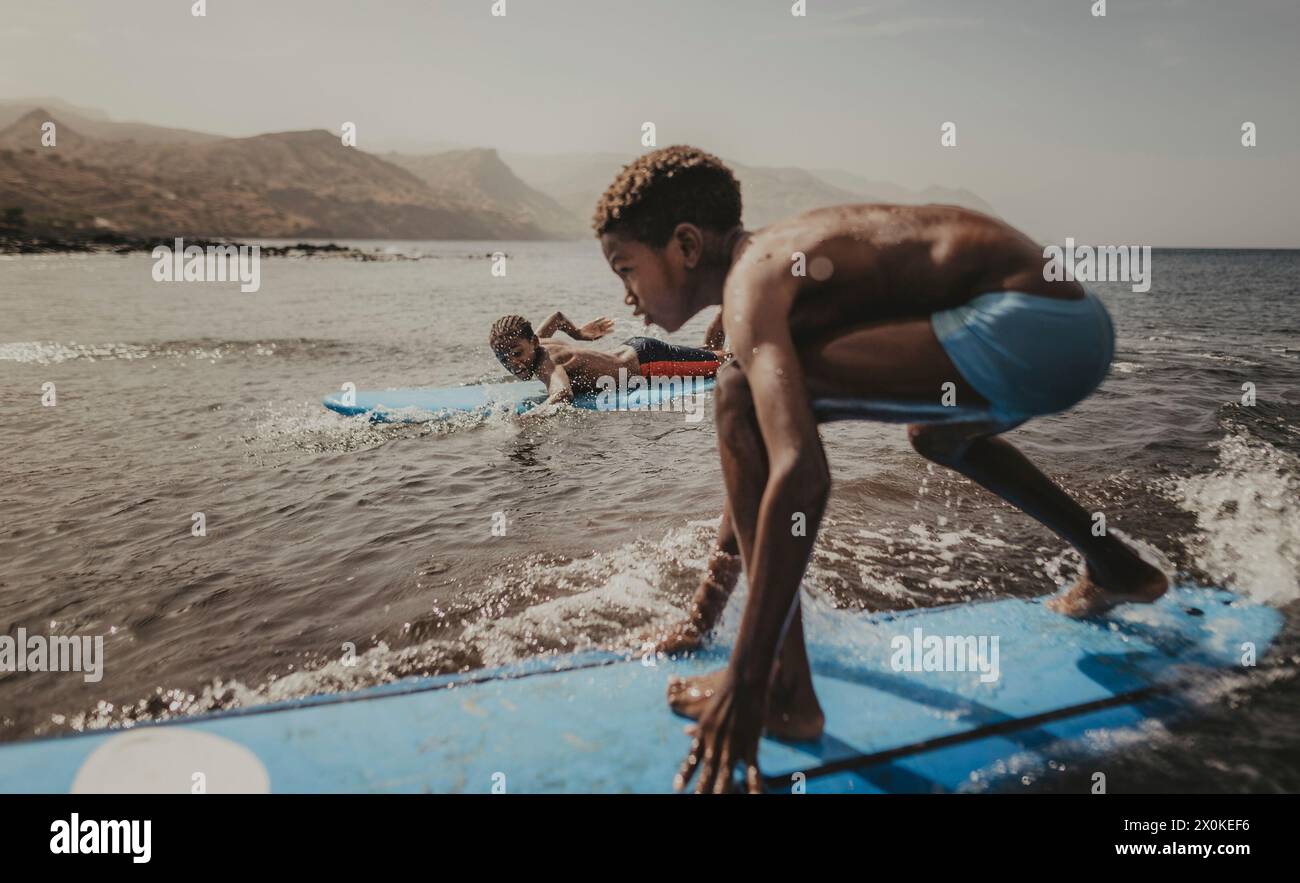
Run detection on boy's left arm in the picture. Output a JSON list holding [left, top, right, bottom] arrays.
[[536, 312, 615, 341], [676, 318, 830, 793]]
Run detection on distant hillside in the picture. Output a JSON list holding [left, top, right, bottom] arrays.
[[0, 109, 99, 155], [0, 100, 1000, 241], [811, 168, 999, 217], [1, 117, 205, 237], [0, 110, 549, 239], [504, 150, 1000, 233], [504, 150, 870, 229], [387, 148, 585, 238], [0, 99, 223, 145], [502, 151, 629, 224], [728, 161, 863, 229]]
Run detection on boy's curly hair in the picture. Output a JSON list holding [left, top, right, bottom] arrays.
[[489, 314, 533, 353], [592, 145, 742, 247]]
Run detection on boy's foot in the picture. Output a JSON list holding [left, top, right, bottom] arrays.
[[667, 667, 825, 742], [1046, 553, 1169, 618]]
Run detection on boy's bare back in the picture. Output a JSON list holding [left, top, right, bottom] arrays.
[[724, 204, 1085, 350]]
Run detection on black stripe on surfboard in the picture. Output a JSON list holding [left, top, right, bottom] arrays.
[[762, 682, 1170, 791]]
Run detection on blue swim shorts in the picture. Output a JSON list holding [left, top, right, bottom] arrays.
[[930, 290, 1115, 424]]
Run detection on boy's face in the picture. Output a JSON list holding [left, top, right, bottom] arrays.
[[494, 335, 542, 379], [600, 231, 694, 332]]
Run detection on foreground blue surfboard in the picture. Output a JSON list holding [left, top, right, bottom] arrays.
[[0, 586, 1279, 793], [322, 380, 1005, 425]]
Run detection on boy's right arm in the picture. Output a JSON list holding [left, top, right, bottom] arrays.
[[543, 361, 573, 404], [517, 358, 573, 422]]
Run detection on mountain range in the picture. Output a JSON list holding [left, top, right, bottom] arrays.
[[0, 101, 997, 241]]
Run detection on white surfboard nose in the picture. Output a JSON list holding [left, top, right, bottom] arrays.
[[71, 729, 270, 794]]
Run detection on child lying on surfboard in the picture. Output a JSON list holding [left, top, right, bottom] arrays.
[[488, 310, 729, 407], [593, 145, 1169, 792]]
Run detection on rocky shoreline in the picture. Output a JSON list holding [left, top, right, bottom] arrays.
[[0, 233, 401, 259], [0, 233, 511, 261]]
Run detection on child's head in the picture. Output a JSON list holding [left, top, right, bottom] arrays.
[[593, 146, 742, 332], [489, 314, 542, 379]]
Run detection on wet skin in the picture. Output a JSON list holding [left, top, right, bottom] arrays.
[[501, 335, 641, 394], [602, 204, 1168, 793], [495, 316, 642, 397]]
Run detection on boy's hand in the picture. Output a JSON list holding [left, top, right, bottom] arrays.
[[515, 397, 571, 424], [675, 672, 765, 794], [577, 317, 615, 340]]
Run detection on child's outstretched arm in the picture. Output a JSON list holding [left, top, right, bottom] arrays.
[[535, 312, 615, 341]]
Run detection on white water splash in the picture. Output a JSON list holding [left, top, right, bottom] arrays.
[[243, 397, 524, 458], [1037, 529, 1174, 590], [58, 520, 719, 733], [1169, 431, 1300, 604], [459, 521, 716, 665]]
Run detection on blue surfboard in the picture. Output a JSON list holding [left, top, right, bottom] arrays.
[[0, 586, 1279, 793], [322, 381, 1005, 426], [322, 378, 716, 423]]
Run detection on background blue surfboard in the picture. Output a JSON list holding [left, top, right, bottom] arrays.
[[322, 381, 1006, 425], [322, 379, 715, 422], [0, 586, 1278, 793]]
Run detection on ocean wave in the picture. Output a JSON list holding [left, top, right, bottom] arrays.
[[242, 395, 552, 459], [53, 520, 720, 733], [0, 338, 346, 366]]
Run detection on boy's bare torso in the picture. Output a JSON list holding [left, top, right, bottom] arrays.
[[727, 204, 1085, 351]]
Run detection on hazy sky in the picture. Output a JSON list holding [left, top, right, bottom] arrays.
[[3, 0, 1297, 246]]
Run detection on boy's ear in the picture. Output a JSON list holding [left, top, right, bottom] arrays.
[[672, 223, 705, 268]]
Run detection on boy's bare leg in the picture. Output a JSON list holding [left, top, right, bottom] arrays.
[[907, 423, 1167, 616], [666, 365, 825, 741], [799, 315, 1167, 618]]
